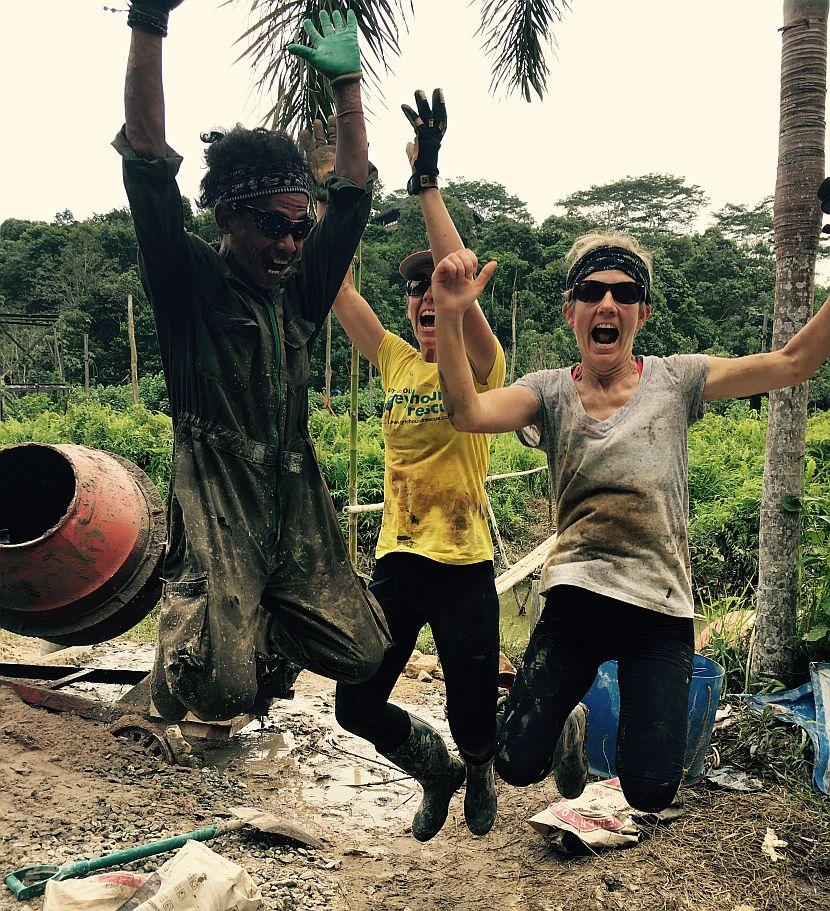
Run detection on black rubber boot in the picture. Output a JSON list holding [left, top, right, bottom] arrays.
[[552, 703, 589, 799], [464, 759, 497, 836], [150, 646, 187, 722], [382, 715, 465, 841]]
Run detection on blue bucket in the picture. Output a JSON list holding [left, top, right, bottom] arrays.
[[581, 653, 725, 782]]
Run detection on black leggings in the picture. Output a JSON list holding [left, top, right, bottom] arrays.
[[496, 585, 694, 812], [335, 553, 500, 763]]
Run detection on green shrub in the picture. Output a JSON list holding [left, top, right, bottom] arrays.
[[689, 404, 830, 676], [688, 404, 767, 597], [696, 585, 756, 693], [6, 388, 830, 670], [0, 401, 173, 499]]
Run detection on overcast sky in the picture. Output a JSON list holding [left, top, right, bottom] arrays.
[[0, 2, 811, 227]]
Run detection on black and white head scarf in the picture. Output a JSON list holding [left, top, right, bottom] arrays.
[[215, 164, 311, 205], [565, 245, 652, 303]]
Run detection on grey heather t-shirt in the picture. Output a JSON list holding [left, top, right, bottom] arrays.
[[515, 354, 710, 619]]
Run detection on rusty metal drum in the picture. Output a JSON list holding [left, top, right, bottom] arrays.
[[0, 443, 165, 644]]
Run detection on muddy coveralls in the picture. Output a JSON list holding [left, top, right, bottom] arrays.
[[114, 128, 390, 721]]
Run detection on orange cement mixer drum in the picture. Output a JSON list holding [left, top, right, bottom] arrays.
[[0, 443, 166, 644]]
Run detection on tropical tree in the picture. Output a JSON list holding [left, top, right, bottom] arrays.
[[752, 0, 828, 686], [713, 197, 774, 254], [234, 0, 571, 132], [557, 174, 710, 236], [443, 179, 534, 224]]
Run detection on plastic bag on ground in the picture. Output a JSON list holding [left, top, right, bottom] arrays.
[[43, 873, 150, 911], [745, 661, 830, 794], [44, 841, 263, 911], [528, 777, 641, 849]]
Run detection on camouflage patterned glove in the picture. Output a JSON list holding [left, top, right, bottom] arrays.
[[286, 9, 362, 86], [298, 116, 337, 203]]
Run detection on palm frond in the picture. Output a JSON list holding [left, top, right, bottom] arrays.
[[475, 0, 569, 102], [231, 0, 412, 135]]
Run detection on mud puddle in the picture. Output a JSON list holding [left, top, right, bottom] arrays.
[[197, 680, 453, 833], [28, 643, 447, 835]]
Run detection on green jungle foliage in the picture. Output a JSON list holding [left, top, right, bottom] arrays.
[[4, 388, 830, 677], [3, 174, 830, 405], [0, 398, 173, 499], [4, 173, 830, 679]]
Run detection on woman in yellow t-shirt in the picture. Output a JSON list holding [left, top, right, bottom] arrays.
[[331, 91, 506, 841]]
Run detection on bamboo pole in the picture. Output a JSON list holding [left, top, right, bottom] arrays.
[[494, 534, 557, 595], [509, 268, 518, 384], [485, 492, 511, 569], [343, 466, 549, 514], [83, 333, 90, 394], [127, 293, 139, 405], [53, 326, 65, 383], [324, 311, 333, 413], [348, 243, 362, 563]]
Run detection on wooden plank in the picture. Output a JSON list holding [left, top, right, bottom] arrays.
[[495, 533, 556, 594]]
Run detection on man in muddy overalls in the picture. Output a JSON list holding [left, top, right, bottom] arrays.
[[114, 1, 390, 721]]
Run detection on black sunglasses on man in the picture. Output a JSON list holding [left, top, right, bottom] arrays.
[[231, 204, 314, 241]]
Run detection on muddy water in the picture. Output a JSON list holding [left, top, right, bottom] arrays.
[[198, 682, 454, 834], [21, 639, 458, 837]]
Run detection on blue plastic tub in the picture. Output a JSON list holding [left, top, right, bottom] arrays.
[[581, 653, 725, 782]]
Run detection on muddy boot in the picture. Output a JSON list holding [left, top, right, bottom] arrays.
[[382, 716, 465, 842], [464, 759, 497, 836], [552, 703, 589, 799]]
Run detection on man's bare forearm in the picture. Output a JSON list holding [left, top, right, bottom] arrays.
[[333, 82, 368, 186], [125, 29, 166, 158]]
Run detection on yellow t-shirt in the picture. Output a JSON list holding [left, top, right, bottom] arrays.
[[376, 331, 506, 564]]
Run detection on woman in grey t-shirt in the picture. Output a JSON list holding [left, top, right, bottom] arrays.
[[431, 232, 830, 812]]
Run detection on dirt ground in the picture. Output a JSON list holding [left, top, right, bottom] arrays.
[[1, 634, 829, 911]]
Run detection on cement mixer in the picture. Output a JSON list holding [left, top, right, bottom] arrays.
[[0, 442, 166, 645]]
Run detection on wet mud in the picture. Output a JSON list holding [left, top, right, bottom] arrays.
[[0, 637, 827, 911]]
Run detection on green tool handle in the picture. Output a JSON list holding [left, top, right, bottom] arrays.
[[54, 826, 221, 880], [5, 821, 243, 899]]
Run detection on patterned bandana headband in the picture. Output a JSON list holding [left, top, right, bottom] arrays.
[[215, 165, 311, 205], [565, 245, 651, 303]]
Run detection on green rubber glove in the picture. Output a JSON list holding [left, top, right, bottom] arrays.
[[286, 9, 362, 84]]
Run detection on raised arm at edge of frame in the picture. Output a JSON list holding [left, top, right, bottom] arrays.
[[703, 293, 830, 401], [331, 271, 385, 369], [124, 29, 166, 159]]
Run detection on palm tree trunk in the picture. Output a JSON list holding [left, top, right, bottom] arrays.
[[752, 0, 828, 685]]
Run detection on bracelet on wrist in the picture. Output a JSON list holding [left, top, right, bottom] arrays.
[[407, 173, 439, 196], [127, 6, 169, 37], [330, 71, 363, 88]]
